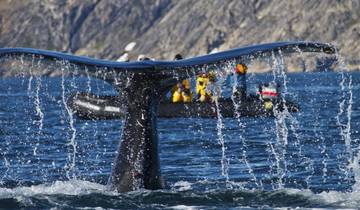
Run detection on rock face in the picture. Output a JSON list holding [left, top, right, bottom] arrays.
[[0, 0, 359, 66]]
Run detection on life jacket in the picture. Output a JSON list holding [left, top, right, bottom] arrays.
[[235, 63, 247, 75], [196, 75, 211, 102], [182, 90, 192, 102], [172, 88, 182, 103], [171, 79, 192, 103], [181, 79, 192, 102], [264, 100, 273, 110]]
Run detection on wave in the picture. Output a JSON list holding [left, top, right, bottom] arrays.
[[1, 179, 360, 209], [0, 180, 108, 198]]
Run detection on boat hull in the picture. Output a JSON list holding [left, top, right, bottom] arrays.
[[68, 93, 299, 119]]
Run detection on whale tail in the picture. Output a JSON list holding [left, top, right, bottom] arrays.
[[0, 41, 336, 192]]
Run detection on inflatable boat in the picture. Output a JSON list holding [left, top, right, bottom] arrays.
[[67, 92, 299, 119]]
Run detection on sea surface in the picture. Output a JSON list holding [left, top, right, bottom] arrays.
[[0, 71, 360, 209]]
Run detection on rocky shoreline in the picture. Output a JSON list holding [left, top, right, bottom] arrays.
[[1, 0, 359, 75]]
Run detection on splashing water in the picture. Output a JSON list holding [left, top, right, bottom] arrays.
[[335, 52, 358, 191], [60, 61, 77, 179], [1, 50, 360, 209], [33, 59, 45, 157], [213, 64, 230, 182], [268, 52, 289, 188], [230, 68, 262, 189]]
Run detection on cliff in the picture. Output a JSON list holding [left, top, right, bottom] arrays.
[[0, 0, 359, 74]]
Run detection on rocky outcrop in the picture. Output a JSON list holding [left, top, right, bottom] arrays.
[[0, 0, 359, 72]]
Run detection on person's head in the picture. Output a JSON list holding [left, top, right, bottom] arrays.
[[197, 74, 206, 86], [182, 79, 190, 89], [198, 73, 207, 78], [235, 63, 248, 74], [174, 54, 183, 60], [177, 83, 184, 89], [137, 54, 151, 61], [208, 70, 217, 82]]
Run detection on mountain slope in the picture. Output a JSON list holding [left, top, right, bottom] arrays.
[[0, 0, 359, 65]]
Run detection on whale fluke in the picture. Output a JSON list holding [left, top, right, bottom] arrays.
[[0, 41, 336, 192]]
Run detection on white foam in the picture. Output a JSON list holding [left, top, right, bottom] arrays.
[[317, 189, 360, 208], [282, 188, 360, 209], [0, 180, 109, 199], [1, 180, 360, 208], [173, 181, 193, 191], [170, 205, 202, 210]]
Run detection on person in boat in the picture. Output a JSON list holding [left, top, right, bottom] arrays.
[[171, 79, 192, 103], [171, 54, 193, 103], [257, 82, 279, 110], [196, 71, 217, 102], [232, 63, 248, 101], [174, 53, 183, 61], [137, 54, 152, 61]]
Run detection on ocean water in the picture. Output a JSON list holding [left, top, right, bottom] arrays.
[[0, 72, 360, 209]]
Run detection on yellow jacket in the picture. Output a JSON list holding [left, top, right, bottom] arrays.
[[196, 76, 211, 102], [171, 79, 192, 103]]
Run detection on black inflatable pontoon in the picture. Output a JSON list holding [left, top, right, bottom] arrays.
[[67, 92, 299, 119]]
